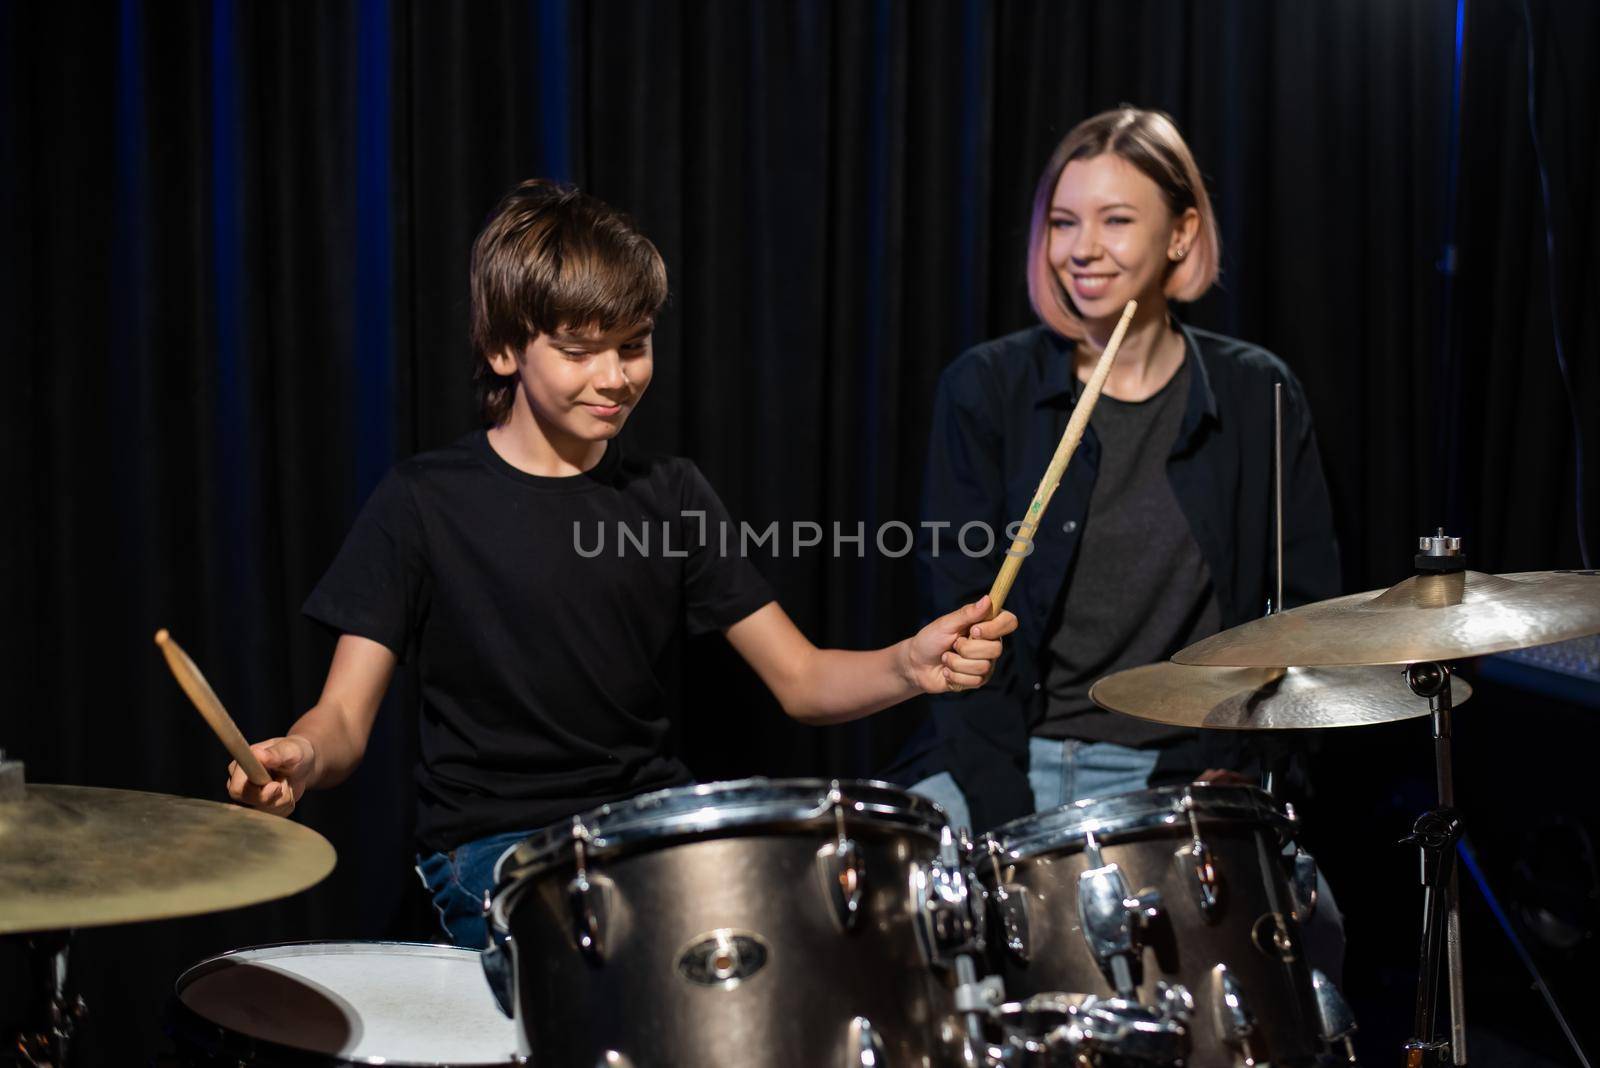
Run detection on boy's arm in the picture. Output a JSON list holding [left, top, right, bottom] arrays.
[[723, 597, 1017, 725], [226, 633, 397, 816]]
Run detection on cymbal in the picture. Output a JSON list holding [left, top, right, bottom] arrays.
[[1172, 570, 1600, 668], [1090, 662, 1473, 731], [0, 785, 335, 934]]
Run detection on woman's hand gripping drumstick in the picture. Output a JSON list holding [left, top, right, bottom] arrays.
[[985, 299, 1137, 619], [154, 628, 273, 788]]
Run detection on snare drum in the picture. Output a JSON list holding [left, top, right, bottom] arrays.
[[170, 941, 521, 1066], [976, 785, 1325, 1068], [487, 778, 964, 1067]]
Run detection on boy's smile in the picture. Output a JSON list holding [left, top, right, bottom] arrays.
[[487, 321, 654, 476]]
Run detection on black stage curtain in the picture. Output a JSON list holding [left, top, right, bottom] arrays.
[[3, 2, 1597, 1062]]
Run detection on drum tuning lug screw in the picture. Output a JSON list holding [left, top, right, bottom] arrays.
[[1311, 968, 1359, 1063], [816, 784, 865, 931], [566, 818, 608, 963], [1209, 963, 1258, 1065], [1176, 799, 1224, 920]]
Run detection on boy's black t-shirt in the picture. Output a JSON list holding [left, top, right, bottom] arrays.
[[303, 430, 775, 854]]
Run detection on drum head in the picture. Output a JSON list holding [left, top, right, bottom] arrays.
[[988, 783, 1294, 861], [174, 942, 520, 1066], [494, 777, 945, 887]]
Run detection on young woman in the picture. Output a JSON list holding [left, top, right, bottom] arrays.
[[897, 107, 1341, 835]]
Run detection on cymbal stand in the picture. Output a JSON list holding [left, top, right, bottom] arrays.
[[7, 930, 80, 1068], [1401, 661, 1466, 1067], [1261, 381, 1287, 799], [1, 755, 83, 1068]]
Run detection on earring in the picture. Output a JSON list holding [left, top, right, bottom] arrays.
[[1172, 247, 1187, 261]]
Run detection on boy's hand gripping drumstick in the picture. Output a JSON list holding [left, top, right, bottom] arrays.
[[985, 299, 1137, 618], [154, 629, 271, 786]]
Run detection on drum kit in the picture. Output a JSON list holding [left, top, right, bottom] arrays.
[[3, 535, 1598, 1066]]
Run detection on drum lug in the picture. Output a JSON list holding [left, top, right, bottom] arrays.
[[816, 783, 865, 931], [1174, 793, 1224, 921], [567, 818, 609, 963], [993, 883, 1032, 963], [844, 1015, 887, 1067], [912, 857, 982, 966], [1076, 830, 1162, 996], [1311, 968, 1359, 1063], [978, 834, 1031, 964], [1290, 847, 1320, 923], [481, 923, 516, 1017], [1208, 963, 1259, 1065], [1175, 837, 1223, 921]]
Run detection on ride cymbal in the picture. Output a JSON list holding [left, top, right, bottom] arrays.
[[0, 785, 335, 934], [1090, 661, 1472, 730], [1172, 570, 1600, 668]]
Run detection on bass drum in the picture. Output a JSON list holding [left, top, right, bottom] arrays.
[[487, 778, 962, 1067]]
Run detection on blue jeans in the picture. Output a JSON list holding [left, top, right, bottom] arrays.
[[415, 828, 533, 948], [910, 737, 1158, 832]]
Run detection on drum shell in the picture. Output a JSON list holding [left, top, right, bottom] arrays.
[[979, 789, 1324, 1068], [496, 823, 953, 1067]]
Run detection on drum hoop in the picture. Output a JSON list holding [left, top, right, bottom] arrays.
[[491, 777, 943, 891], [174, 940, 479, 993], [170, 940, 519, 1068], [987, 784, 1294, 860]]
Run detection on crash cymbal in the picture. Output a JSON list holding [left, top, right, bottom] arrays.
[[1172, 570, 1600, 668], [1090, 662, 1472, 730], [0, 785, 335, 934]]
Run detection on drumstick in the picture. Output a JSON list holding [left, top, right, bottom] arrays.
[[154, 629, 271, 786], [985, 299, 1137, 618]]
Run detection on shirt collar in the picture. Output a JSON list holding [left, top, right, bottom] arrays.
[[1033, 319, 1220, 429]]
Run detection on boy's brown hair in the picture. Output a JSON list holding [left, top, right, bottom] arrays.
[[470, 180, 668, 426]]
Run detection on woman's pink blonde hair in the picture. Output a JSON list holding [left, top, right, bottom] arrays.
[[1026, 106, 1221, 340]]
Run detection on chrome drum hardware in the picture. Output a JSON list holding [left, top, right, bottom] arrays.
[[488, 778, 953, 1068], [977, 784, 1336, 1068], [985, 992, 1191, 1066]]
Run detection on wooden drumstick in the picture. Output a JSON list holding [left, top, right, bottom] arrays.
[[986, 299, 1137, 618], [154, 629, 271, 786]]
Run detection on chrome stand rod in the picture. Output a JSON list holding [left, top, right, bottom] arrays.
[[1403, 664, 1466, 1066]]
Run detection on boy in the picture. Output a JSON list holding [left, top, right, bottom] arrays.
[[227, 180, 1017, 946]]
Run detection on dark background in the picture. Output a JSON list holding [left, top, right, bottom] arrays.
[[3, 0, 1599, 1063]]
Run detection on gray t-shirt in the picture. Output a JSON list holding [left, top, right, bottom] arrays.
[[1036, 356, 1223, 745]]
